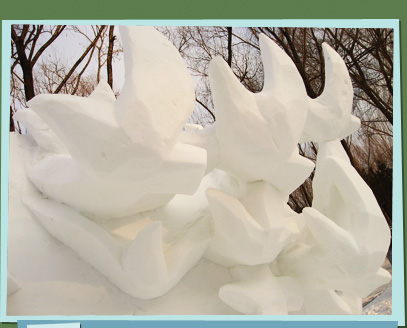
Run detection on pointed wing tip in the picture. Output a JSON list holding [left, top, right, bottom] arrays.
[[347, 115, 361, 134], [258, 33, 270, 46], [12, 108, 29, 121], [209, 56, 243, 90], [337, 115, 361, 140], [27, 94, 67, 116], [350, 114, 361, 126], [259, 34, 282, 53], [321, 42, 332, 51], [209, 56, 228, 72], [322, 42, 337, 57], [322, 42, 347, 67], [27, 93, 46, 108]]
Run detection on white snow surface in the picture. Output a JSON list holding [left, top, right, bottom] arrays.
[[7, 133, 239, 315]]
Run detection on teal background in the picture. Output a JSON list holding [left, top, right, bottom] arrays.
[[0, 0, 405, 327]]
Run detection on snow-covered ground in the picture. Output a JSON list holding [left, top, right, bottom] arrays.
[[362, 259, 392, 315], [363, 284, 392, 315]]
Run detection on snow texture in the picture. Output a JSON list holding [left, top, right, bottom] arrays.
[[26, 26, 206, 219], [9, 26, 391, 315]]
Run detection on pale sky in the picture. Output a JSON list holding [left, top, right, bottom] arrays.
[[38, 25, 126, 93]]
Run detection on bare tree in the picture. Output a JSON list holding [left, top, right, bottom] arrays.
[[10, 24, 123, 131], [11, 25, 66, 102], [34, 53, 97, 97], [10, 25, 66, 130]]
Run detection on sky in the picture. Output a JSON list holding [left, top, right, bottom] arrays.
[[35, 25, 126, 93]]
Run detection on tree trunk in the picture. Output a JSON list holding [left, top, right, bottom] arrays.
[[107, 26, 115, 89], [227, 27, 232, 67], [21, 61, 35, 101], [10, 106, 15, 132], [12, 26, 36, 101]]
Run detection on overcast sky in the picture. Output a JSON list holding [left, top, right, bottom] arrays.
[[39, 25, 126, 93]]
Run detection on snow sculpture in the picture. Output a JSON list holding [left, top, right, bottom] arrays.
[[17, 26, 207, 219], [12, 25, 391, 315], [209, 36, 315, 195]]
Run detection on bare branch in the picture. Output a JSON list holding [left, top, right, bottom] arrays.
[[54, 25, 106, 94]]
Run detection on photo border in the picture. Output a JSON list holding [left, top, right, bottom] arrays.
[[0, 3, 405, 327]]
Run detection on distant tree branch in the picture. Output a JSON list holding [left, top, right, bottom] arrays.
[[196, 98, 216, 121], [54, 25, 106, 94], [28, 25, 43, 62], [32, 25, 66, 66], [71, 42, 97, 95]]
